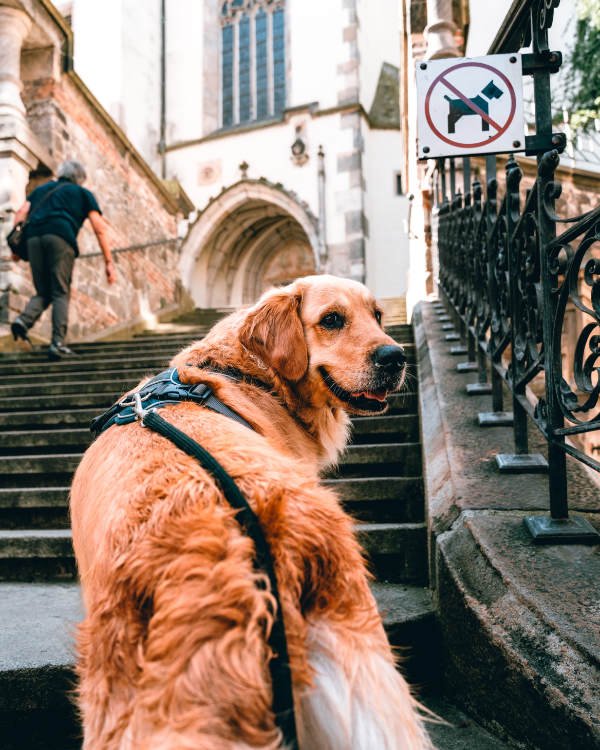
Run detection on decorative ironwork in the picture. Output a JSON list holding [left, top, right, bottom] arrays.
[[434, 0, 600, 544]]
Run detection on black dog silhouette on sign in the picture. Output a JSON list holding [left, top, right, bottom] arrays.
[[444, 80, 504, 134]]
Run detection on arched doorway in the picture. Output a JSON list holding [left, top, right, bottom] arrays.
[[179, 179, 321, 307]]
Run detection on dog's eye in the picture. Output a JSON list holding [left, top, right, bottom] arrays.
[[320, 312, 345, 330], [375, 310, 382, 325]]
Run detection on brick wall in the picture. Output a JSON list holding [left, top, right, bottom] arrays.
[[3, 68, 190, 345]]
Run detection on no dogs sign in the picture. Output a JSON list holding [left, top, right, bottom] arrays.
[[416, 54, 525, 159]]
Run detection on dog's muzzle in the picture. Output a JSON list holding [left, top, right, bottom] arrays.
[[371, 344, 406, 389]]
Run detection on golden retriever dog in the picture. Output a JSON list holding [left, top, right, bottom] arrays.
[[70, 274, 433, 750]]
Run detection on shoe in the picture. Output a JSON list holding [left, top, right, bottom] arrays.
[[11, 318, 31, 345], [48, 342, 76, 360]]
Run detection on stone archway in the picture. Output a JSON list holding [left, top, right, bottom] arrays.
[[179, 179, 320, 307]]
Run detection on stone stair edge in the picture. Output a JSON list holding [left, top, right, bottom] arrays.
[[0, 579, 434, 679]]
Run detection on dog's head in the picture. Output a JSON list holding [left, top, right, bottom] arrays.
[[482, 79, 504, 100], [239, 275, 406, 416]]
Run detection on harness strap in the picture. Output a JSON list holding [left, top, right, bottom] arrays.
[[91, 368, 254, 437], [91, 371, 297, 746], [139, 408, 298, 748]]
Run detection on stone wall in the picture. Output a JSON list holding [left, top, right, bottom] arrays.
[[2, 58, 191, 344], [69, 240, 189, 341], [21, 73, 181, 253]]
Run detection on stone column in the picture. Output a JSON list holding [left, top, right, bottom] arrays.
[[0, 6, 31, 121], [425, 0, 460, 60], [0, 4, 39, 216]]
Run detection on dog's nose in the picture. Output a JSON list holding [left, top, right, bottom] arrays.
[[372, 345, 406, 372]]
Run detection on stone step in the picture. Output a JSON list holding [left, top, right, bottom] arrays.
[[325, 476, 424, 522], [0, 366, 153, 386], [0, 391, 419, 428], [0, 368, 419, 399], [0, 521, 427, 584], [424, 696, 516, 749], [0, 487, 71, 529], [0, 475, 425, 530], [0, 419, 421, 457], [330, 442, 422, 478], [0, 428, 91, 455], [357, 522, 428, 584], [0, 438, 421, 478], [385, 329, 414, 344], [0, 340, 192, 364], [351, 413, 420, 444], [0, 443, 425, 488], [0, 407, 109, 429], [0, 454, 80, 488], [0, 579, 436, 750], [0, 379, 140, 398], [0, 582, 82, 750], [0, 358, 172, 382], [0, 530, 76, 581], [0, 327, 414, 363], [0, 343, 418, 377], [0, 392, 121, 412]]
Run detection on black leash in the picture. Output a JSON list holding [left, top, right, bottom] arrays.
[[92, 375, 298, 747]]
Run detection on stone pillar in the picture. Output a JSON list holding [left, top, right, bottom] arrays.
[[425, 0, 460, 60], [0, 4, 39, 216], [0, 6, 31, 121]]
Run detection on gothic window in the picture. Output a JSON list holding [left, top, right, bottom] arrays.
[[220, 0, 286, 128]]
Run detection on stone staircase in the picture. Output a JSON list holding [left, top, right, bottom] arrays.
[[0, 312, 510, 749]]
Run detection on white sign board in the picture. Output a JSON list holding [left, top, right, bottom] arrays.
[[416, 54, 525, 159]]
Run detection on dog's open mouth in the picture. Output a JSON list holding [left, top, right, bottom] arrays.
[[319, 367, 389, 413]]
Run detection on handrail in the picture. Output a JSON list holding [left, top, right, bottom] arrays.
[[433, 0, 600, 544], [78, 237, 179, 260]]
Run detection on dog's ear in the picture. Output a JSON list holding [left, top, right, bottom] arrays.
[[239, 289, 308, 382]]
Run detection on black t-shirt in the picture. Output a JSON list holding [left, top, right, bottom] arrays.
[[25, 178, 102, 256]]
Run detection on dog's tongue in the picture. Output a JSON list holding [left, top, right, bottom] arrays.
[[351, 390, 387, 402]]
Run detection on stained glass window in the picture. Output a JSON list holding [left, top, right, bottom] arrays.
[[220, 0, 286, 127], [272, 8, 285, 115], [222, 24, 234, 127], [238, 15, 251, 122], [255, 9, 268, 120]]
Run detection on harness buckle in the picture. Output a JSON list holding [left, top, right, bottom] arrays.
[[133, 392, 152, 426], [188, 383, 212, 400]]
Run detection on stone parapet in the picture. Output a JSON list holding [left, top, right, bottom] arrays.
[[5, 240, 194, 345]]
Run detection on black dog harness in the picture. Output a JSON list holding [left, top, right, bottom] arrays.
[[92, 368, 298, 747], [91, 368, 254, 436]]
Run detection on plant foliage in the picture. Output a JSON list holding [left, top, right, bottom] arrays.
[[567, 0, 600, 130]]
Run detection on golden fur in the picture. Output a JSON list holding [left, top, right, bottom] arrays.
[[70, 274, 433, 749]]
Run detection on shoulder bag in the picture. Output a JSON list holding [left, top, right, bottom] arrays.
[[7, 182, 67, 261]]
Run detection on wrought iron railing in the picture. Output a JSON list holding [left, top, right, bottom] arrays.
[[433, 0, 600, 543]]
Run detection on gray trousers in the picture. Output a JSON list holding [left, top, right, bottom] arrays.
[[19, 234, 75, 344]]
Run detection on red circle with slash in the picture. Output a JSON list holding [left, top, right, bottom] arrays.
[[424, 61, 517, 148]]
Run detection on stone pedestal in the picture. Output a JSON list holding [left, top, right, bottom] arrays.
[[0, 4, 51, 217], [425, 0, 460, 60]]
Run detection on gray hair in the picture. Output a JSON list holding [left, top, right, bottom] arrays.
[[57, 160, 87, 185]]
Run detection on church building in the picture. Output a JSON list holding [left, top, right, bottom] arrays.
[[65, 0, 410, 315]]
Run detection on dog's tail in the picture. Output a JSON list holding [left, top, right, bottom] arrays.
[[444, 95, 452, 102]]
